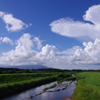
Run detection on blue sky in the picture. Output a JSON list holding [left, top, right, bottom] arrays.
[[0, 0, 100, 69], [0, 0, 99, 51]]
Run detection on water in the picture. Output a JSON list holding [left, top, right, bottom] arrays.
[[3, 81, 76, 100], [47, 81, 70, 91]]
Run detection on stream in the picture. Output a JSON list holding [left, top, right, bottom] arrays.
[[2, 81, 76, 100]]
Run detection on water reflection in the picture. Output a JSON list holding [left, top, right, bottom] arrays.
[[3, 81, 76, 100]]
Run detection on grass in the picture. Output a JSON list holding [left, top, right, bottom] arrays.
[[0, 72, 72, 98], [0, 73, 56, 84], [0, 72, 57, 98], [72, 72, 100, 100]]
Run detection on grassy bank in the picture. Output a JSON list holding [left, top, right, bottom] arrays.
[[0, 72, 72, 99], [72, 72, 100, 100]]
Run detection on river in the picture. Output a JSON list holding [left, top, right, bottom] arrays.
[[3, 81, 76, 100]]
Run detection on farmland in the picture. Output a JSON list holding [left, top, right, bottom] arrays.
[[0, 72, 73, 99], [72, 72, 100, 100], [0, 70, 99, 100]]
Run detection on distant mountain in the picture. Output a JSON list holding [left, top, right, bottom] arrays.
[[0, 65, 49, 69]]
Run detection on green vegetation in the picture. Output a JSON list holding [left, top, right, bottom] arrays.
[[0, 73, 55, 85], [0, 72, 73, 99], [72, 72, 100, 100], [1, 70, 99, 100]]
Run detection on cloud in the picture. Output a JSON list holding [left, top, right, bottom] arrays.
[[83, 5, 100, 25], [66, 38, 100, 65], [0, 11, 29, 32], [33, 37, 43, 49], [49, 4, 100, 69], [38, 44, 57, 57], [50, 5, 100, 40], [0, 33, 100, 69], [0, 5, 100, 69], [0, 37, 13, 45], [0, 33, 35, 66], [0, 34, 57, 66], [83, 38, 100, 61]]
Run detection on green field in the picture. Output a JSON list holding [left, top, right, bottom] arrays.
[[72, 72, 100, 100], [0, 72, 72, 98], [1, 71, 99, 100], [0, 73, 56, 87]]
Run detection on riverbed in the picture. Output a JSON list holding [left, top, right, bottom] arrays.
[[3, 81, 76, 100]]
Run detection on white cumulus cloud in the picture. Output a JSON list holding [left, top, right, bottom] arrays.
[[0, 5, 100, 69], [0, 33, 100, 69], [83, 5, 100, 25], [0, 34, 57, 67], [50, 4, 100, 40], [0, 11, 29, 32], [0, 37, 13, 45], [33, 37, 43, 49]]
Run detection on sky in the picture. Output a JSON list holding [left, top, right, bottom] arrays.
[[0, 0, 100, 69]]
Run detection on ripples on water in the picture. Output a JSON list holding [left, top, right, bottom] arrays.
[[3, 81, 76, 100]]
